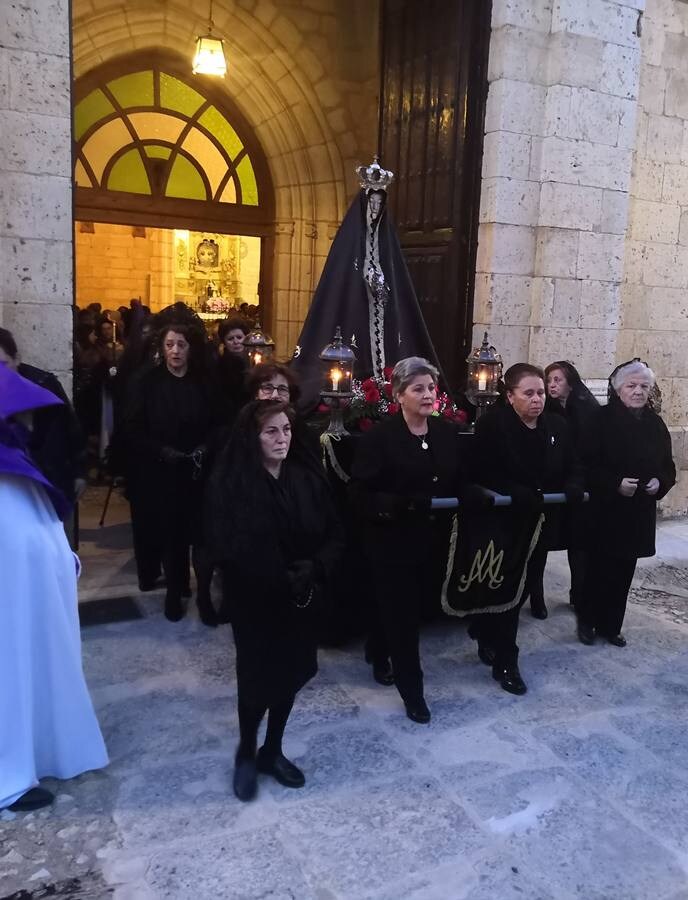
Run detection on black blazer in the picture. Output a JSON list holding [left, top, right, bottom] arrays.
[[350, 413, 467, 565], [471, 404, 584, 550]]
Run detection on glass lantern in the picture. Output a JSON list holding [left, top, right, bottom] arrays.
[[244, 321, 275, 366], [466, 331, 502, 418], [319, 326, 356, 436]]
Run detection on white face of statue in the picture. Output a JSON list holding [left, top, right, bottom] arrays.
[[368, 191, 384, 219]]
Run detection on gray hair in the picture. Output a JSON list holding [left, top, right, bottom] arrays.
[[391, 357, 439, 399], [611, 360, 656, 392]]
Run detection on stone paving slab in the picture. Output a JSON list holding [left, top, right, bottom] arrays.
[[3, 506, 688, 898]]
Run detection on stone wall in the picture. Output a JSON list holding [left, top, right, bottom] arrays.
[[0, 0, 73, 390], [477, 0, 688, 515]]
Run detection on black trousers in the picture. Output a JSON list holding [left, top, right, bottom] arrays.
[[470, 602, 522, 670], [369, 563, 426, 705], [568, 547, 588, 606], [577, 553, 637, 637]]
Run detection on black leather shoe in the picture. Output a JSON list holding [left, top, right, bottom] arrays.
[[492, 666, 527, 695], [233, 758, 258, 801], [478, 644, 496, 667], [8, 787, 54, 812], [404, 698, 431, 724], [577, 622, 596, 645], [530, 599, 548, 619], [256, 750, 305, 788], [604, 633, 627, 647], [372, 659, 394, 686], [164, 594, 185, 622], [196, 595, 218, 628]]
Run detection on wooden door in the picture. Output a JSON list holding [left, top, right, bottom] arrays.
[[379, 0, 491, 390]]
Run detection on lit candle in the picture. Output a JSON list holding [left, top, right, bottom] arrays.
[[331, 367, 342, 392], [254, 351, 262, 365], [477, 370, 487, 392]]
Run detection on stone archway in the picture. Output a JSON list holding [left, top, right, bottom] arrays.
[[71, 0, 379, 352]]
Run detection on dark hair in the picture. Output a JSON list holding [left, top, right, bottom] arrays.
[[503, 363, 545, 392], [253, 398, 296, 432], [75, 322, 95, 348], [218, 317, 250, 342], [245, 362, 301, 403], [157, 321, 207, 371], [0, 327, 18, 360]]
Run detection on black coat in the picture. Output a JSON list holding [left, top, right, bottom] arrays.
[[350, 413, 468, 566], [580, 397, 675, 559], [17, 363, 86, 503], [123, 365, 218, 544], [470, 404, 584, 551], [210, 458, 344, 706]]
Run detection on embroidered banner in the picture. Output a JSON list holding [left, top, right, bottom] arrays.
[[441, 507, 544, 617]]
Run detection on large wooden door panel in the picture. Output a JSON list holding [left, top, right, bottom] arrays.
[[380, 0, 491, 390]]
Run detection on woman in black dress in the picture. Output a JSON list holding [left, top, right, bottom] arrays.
[[214, 317, 251, 427], [350, 357, 472, 724], [123, 321, 219, 623], [541, 360, 600, 612], [207, 400, 343, 801], [576, 360, 675, 646], [469, 363, 584, 695]]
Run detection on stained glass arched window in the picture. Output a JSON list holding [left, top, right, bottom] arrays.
[[73, 62, 267, 214]]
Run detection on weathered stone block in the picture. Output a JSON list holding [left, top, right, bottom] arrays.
[[0, 0, 69, 57], [488, 25, 550, 85], [577, 231, 625, 280], [482, 131, 533, 180], [646, 114, 684, 164], [552, 0, 640, 48], [0, 235, 72, 306], [662, 32, 688, 71], [642, 242, 688, 288], [640, 18, 666, 68], [638, 64, 667, 117], [474, 273, 534, 325], [665, 71, 688, 122], [7, 49, 70, 118], [539, 181, 603, 230], [679, 210, 688, 246], [2, 300, 72, 374], [620, 282, 649, 329], [647, 286, 688, 331], [579, 279, 621, 327], [662, 163, 688, 204], [600, 189, 630, 233], [544, 84, 572, 138], [631, 158, 664, 201], [476, 223, 537, 276], [547, 33, 604, 92], [600, 41, 641, 100], [0, 172, 71, 241], [553, 277, 583, 326], [491, 0, 554, 32], [568, 87, 629, 146], [485, 79, 547, 136], [0, 109, 70, 176], [529, 324, 618, 375], [540, 136, 633, 191], [535, 227, 580, 278], [629, 199, 681, 242], [479, 177, 541, 226], [471, 322, 530, 367], [529, 276, 556, 325]]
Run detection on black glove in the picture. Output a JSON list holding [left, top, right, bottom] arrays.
[[160, 446, 185, 465], [405, 493, 432, 513], [509, 484, 544, 511], [287, 559, 316, 598], [460, 484, 494, 512], [564, 484, 585, 505]]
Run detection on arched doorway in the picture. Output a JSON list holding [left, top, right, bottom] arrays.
[[73, 49, 275, 322]]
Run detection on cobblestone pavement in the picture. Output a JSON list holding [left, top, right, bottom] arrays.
[[2, 490, 688, 899]]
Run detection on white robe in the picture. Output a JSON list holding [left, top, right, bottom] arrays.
[[0, 473, 108, 808]]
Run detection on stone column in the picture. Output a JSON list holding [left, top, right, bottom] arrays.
[[0, 1, 73, 391], [475, 0, 644, 387]]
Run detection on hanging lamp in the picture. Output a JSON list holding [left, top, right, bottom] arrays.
[[192, 0, 228, 77]]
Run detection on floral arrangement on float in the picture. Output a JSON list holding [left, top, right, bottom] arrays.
[[205, 296, 232, 314], [319, 365, 468, 431]]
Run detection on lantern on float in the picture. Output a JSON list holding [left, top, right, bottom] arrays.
[[319, 326, 356, 436], [244, 322, 275, 366], [466, 331, 502, 418]]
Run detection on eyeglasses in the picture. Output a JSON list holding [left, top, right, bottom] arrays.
[[259, 383, 290, 397]]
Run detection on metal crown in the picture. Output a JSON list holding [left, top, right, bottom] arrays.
[[355, 156, 394, 192]]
